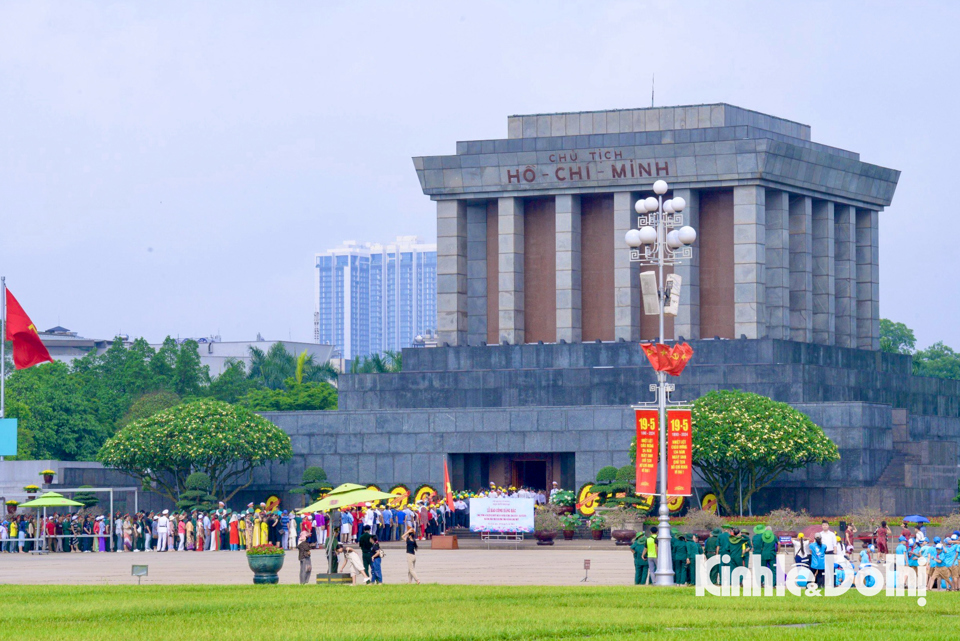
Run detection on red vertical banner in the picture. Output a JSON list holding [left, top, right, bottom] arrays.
[[635, 409, 659, 495], [666, 409, 693, 496]]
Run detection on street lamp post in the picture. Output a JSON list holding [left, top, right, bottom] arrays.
[[624, 179, 696, 586]]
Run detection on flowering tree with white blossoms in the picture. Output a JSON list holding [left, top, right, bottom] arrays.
[[691, 390, 839, 515], [98, 399, 292, 504]]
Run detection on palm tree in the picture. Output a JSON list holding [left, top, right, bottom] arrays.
[[350, 351, 402, 374], [295, 350, 339, 385]]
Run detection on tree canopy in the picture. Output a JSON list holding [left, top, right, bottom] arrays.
[[879, 318, 960, 380], [691, 390, 840, 515], [239, 380, 338, 412], [249, 344, 337, 390], [350, 351, 402, 373], [97, 399, 292, 504]]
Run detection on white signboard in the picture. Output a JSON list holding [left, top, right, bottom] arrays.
[[469, 497, 535, 533]]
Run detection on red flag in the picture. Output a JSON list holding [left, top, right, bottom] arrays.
[[443, 459, 455, 511], [5, 289, 53, 369], [640, 342, 694, 377]]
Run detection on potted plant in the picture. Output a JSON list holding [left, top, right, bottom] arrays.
[[559, 513, 580, 540], [246, 543, 285, 584], [768, 507, 809, 539], [5, 500, 18, 515], [588, 514, 606, 540], [604, 505, 639, 546], [23, 484, 40, 500], [549, 490, 576, 515], [40, 469, 56, 484], [534, 506, 561, 546]]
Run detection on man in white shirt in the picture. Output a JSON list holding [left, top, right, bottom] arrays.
[[820, 520, 837, 556], [156, 509, 169, 552], [549, 481, 560, 499], [114, 515, 124, 552]]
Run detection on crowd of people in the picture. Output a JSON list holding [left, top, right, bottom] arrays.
[[630, 519, 960, 591]]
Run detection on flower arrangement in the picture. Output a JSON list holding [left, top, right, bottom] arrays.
[[40, 470, 56, 477], [246, 543, 283, 556], [5, 500, 18, 506], [559, 513, 581, 530], [549, 490, 576, 507], [588, 514, 607, 530], [23, 484, 40, 493]]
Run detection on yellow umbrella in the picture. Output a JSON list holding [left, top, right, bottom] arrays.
[[299, 483, 395, 513]]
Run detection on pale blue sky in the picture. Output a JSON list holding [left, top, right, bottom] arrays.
[[1, 1, 956, 348]]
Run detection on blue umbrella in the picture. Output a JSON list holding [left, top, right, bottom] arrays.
[[902, 515, 930, 524]]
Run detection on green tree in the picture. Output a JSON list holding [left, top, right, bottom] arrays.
[[173, 339, 209, 396], [73, 485, 100, 509], [119, 391, 181, 427], [239, 381, 338, 411], [97, 400, 292, 504], [289, 466, 333, 506], [206, 360, 258, 403], [689, 390, 840, 515], [248, 343, 297, 389], [175, 472, 218, 512], [913, 341, 960, 380], [880, 319, 917, 354], [5, 361, 110, 460], [350, 350, 402, 373]]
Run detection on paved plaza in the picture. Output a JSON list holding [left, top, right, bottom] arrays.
[[0, 541, 637, 586]]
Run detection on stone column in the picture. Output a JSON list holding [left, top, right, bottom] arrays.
[[789, 195, 813, 343], [498, 197, 525, 344], [556, 194, 582, 343], [764, 190, 790, 340], [437, 199, 467, 346], [834, 205, 857, 348], [812, 200, 835, 345], [466, 203, 488, 346], [673, 188, 699, 340], [856, 209, 880, 350], [733, 186, 766, 339], [613, 192, 639, 342]]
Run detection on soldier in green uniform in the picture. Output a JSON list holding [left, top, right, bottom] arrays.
[[631, 532, 647, 585], [752, 525, 766, 564], [760, 527, 778, 587], [686, 533, 703, 586], [705, 527, 722, 585], [645, 527, 658, 583], [671, 529, 688, 585], [727, 528, 751, 585], [718, 526, 732, 580]]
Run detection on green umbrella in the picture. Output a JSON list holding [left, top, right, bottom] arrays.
[[19, 492, 83, 508], [299, 484, 395, 513]]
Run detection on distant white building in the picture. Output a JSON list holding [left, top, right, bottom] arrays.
[[174, 337, 337, 378], [37, 327, 337, 378], [38, 326, 129, 366]]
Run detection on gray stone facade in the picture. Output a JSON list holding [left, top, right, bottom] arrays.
[[252, 339, 960, 516], [415, 103, 899, 349]]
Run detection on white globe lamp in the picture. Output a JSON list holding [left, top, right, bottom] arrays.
[[678, 226, 697, 245], [638, 226, 658, 245], [653, 180, 668, 195]]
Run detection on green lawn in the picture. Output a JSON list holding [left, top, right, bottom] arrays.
[[0, 585, 956, 640]]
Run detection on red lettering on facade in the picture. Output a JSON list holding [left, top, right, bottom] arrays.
[[638, 162, 652, 177], [548, 154, 557, 163], [656, 162, 670, 176], [568, 165, 583, 180], [555, 166, 566, 181], [523, 167, 536, 182], [614, 150, 623, 160], [611, 164, 628, 179], [507, 169, 520, 183]]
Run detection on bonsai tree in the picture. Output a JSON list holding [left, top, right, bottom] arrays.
[[290, 466, 333, 506], [595, 466, 618, 483], [683, 508, 723, 534], [73, 485, 100, 509], [767, 507, 809, 534], [176, 472, 218, 513]]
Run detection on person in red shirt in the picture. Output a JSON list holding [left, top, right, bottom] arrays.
[[44, 517, 56, 552]]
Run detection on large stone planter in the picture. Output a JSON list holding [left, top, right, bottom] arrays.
[[247, 553, 285, 584], [534, 530, 557, 546], [612, 529, 637, 546]]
